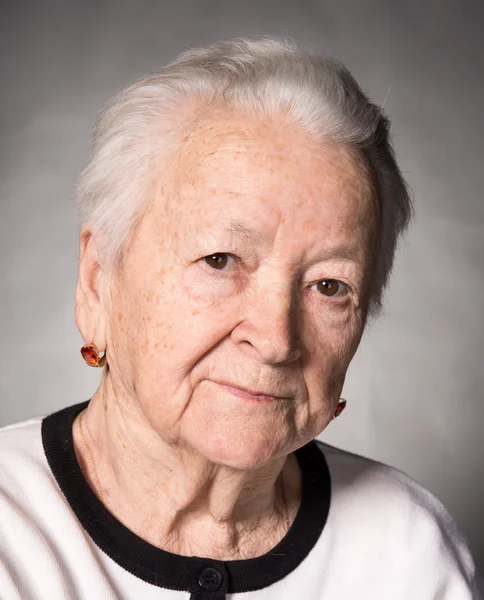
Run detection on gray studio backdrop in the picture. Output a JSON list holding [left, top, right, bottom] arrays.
[[1, 0, 483, 572]]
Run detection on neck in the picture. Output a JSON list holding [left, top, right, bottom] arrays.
[[72, 376, 302, 560]]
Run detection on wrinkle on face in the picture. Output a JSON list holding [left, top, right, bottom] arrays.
[[73, 107, 380, 558], [104, 105, 376, 468]]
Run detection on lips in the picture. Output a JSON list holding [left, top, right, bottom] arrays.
[[215, 380, 288, 400]]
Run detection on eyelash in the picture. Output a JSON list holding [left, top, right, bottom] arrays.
[[202, 253, 351, 299]]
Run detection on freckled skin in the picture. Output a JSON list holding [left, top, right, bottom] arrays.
[[73, 107, 376, 560]]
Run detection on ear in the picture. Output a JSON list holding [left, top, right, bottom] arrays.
[[75, 226, 108, 350]]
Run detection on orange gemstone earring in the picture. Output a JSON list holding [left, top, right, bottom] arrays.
[[332, 398, 347, 420], [80, 342, 106, 368]]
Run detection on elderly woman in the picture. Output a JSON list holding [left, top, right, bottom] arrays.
[[0, 38, 482, 600]]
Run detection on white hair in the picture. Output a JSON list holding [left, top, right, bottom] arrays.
[[75, 37, 412, 317]]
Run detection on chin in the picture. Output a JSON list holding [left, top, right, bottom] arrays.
[[187, 425, 284, 471], [182, 386, 292, 469]]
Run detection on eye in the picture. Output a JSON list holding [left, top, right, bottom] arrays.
[[313, 279, 349, 298], [204, 253, 234, 270]]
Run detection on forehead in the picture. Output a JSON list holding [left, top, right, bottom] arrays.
[[163, 108, 376, 243]]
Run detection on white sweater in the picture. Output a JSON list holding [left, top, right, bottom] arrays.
[[0, 401, 482, 600]]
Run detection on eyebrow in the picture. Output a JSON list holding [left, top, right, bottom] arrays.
[[224, 220, 362, 264], [225, 221, 264, 244], [312, 244, 362, 263]]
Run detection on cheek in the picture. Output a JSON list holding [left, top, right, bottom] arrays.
[[304, 342, 345, 400], [120, 270, 238, 387], [303, 316, 362, 407]]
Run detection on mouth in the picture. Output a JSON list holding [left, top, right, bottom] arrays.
[[215, 381, 288, 403]]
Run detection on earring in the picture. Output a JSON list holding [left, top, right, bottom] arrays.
[[80, 342, 106, 368], [332, 398, 347, 420]]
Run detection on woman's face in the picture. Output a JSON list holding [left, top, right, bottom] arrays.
[[100, 109, 376, 469]]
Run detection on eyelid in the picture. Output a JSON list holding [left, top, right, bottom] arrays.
[[309, 279, 351, 299], [202, 252, 238, 270], [202, 255, 353, 298]]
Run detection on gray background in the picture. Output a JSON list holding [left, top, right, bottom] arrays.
[[1, 0, 483, 574]]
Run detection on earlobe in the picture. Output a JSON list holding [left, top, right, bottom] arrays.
[[75, 227, 107, 350]]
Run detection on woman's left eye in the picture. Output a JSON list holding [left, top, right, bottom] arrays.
[[311, 279, 349, 298], [203, 253, 236, 270]]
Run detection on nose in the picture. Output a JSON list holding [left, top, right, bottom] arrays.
[[231, 281, 302, 366]]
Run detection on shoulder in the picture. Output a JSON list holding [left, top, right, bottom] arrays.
[[0, 412, 92, 598], [0, 415, 50, 496], [316, 440, 456, 522], [314, 440, 483, 596], [317, 439, 446, 509], [316, 438, 462, 534], [0, 416, 45, 464]]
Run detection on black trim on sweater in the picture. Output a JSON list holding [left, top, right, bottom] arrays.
[[42, 401, 331, 595]]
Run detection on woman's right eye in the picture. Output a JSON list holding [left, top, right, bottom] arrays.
[[203, 253, 235, 270]]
